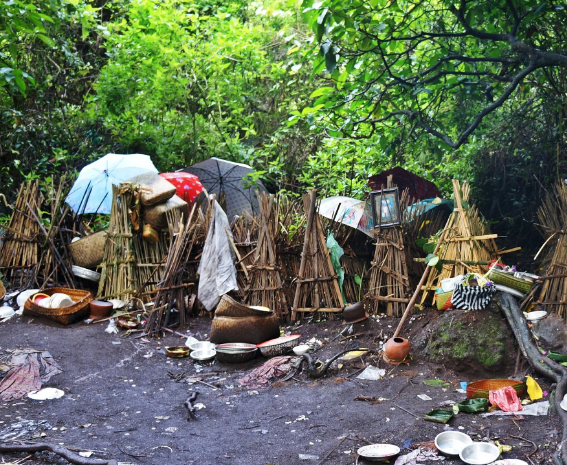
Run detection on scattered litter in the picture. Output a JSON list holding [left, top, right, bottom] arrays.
[[526, 376, 543, 401], [185, 336, 199, 348], [28, 387, 65, 400], [112, 341, 121, 345], [155, 416, 170, 420], [296, 415, 308, 421], [299, 454, 320, 460], [0, 306, 15, 319], [394, 444, 445, 465], [0, 419, 52, 440], [165, 427, 178, 433], [105, 319, 118, 334], [16, 289, 39, 311], [460, 382, 468, 390], [356, 366, 386, 381], [238, 356, 297, 390], [248, 390, 259, 396], [482, 401, 549, 417], [194, 403, 206, 410], [417, 394, 432, 401], [0, 349, 62, 401], [354, 395, 385, 404], [489, 386, 523, 412], [79, 452, 93, 458]]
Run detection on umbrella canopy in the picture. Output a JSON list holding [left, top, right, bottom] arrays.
[[182, 157, 268, 219], [159, 172, 203, 204], [318, 196, 374, 237], [368, 167, 441, 202], [65, 154, 159, 214]]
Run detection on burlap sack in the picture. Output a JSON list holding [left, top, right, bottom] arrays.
[[128, 173, 176, 206], [144, 195, 187, 229]]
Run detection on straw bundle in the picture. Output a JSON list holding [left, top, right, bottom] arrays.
[[535, 182, 567, 318]]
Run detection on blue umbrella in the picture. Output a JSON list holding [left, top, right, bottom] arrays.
[[182, 157, 268, 219], [65, 154, 159, 214]]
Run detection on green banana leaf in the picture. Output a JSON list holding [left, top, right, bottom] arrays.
[[457, 398, 489, 413], [424, 409, 453, 424], [548, 351, 567, 363]]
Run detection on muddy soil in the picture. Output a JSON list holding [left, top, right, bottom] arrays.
[[0, 311, 559, 465]]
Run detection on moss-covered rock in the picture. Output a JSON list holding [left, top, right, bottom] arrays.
[[423, 302, 516, 375]]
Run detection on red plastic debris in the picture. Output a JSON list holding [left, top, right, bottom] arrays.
[[489, 385, 523, 412]]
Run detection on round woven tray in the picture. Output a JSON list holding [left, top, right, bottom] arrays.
[[24, 287, 93, 325], [466, 379, 525, 399]]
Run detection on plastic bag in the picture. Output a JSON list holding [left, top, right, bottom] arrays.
[[526, 376, 543, 401], [326, 232, 346, 304], [489, 386, 523, 412]]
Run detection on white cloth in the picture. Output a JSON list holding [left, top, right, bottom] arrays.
[[197, 201, 238, 311], [440, 275, 465, 293]]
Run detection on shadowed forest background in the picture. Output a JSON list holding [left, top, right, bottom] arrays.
[[1, 0, 566, 259]]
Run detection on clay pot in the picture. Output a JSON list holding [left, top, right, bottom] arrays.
[[383, 337, 411, 365], [89, 300, 113, 319], [343, 302, 367, 323]]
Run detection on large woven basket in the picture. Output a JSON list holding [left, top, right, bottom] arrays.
[[128, 173, 176, 206], [466, 379, 525, 400], [0, 281, 5, 301], [435, 290, 453, 310], [69, 230, 108, 269], [487, 269, 534, 294], [215, 294, 273, 318], [23, 287, 93, 325], [145, 195, 187, 230]]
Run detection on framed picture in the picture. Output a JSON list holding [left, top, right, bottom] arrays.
[[370, 187, 401, 228]]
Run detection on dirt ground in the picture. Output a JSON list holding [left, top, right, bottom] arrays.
[[0, 310, 560, 465]]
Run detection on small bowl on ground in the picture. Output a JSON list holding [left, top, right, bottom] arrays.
[[357, 444, 400, 462], [460, 443, 500, 465], [116, 316, 138, 329], [435, 431, 473, 456], [257, 335, 300, 357], [216, 347, 257, 363], [189, 341, 216, 352], [166, 346, 190, 358], [190, 348, 216, 362], [216, 343, 257, 351], [293, 344, 310, 356], [89, 300, 113, 320]]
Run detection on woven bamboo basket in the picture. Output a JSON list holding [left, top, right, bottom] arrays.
[[69, 230, 108, 269], [435, 290, 453, 310], [215, 294, 273, 318], [23, 287, 93, 325], [128, 173, 176, 206], [145, 195, 187, 230], [0, 281, 5, 301], [466, 379, 525, 399], [487, 269, 534, 294]]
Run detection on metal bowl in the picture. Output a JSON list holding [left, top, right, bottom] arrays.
[[216, 347, 257, 363], [216, 343, 257, 352], [257, 335, 301, 357], [435, 431, 473, 456], [189, 341, 216, 352], [190, 348, 216, 362], [460, 443, 500, 465], [72, 265, 101, 282]]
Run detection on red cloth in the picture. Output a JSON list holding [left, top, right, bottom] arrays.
[[159, 172, 203, 204], [368, 167, 441, 202], [489, 385, 523, 412]]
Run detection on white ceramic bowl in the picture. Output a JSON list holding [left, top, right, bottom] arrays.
[[189, 341, 216, 352], [357, 444, 400, 462], [460, 443, 500, 465], [435, 431, 473, 456], [293, 344, 310, 356], [190, 348, 216, 362]]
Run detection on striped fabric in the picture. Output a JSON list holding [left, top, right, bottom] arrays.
[[451, 283, 496, 310]]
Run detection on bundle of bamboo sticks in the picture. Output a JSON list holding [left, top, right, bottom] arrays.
[[535, 182, 567, 318], [420, 180, 498, 306]]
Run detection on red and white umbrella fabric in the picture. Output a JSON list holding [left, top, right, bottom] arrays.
[[159, 172, 203, 204]]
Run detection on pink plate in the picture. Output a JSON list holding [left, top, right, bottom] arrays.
[[257, 335, 301, 348]]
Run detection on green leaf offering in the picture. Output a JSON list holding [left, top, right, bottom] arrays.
[[423, 379, 450, 387], [548, 351, 567, 363], [457, 398, 489, 413], [424, 409, 453, 424]]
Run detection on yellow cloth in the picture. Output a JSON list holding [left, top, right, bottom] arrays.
[[526, 376, 543, 401]]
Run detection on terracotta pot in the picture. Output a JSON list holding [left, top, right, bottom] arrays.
[[343, 302, 367, 323], [383, 337, 410, 365], [89, 300, 113, 319]]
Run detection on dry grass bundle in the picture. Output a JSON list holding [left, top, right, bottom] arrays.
[[0, 181, 41, 288], [535, 182, 567, 318], [419, 180, 498, 306], [132, 230, 168, 296], [291, 190, 344, 320]]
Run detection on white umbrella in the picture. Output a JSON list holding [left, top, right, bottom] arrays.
[[318, 196, 374, 237], [65, 154, 159, 214]]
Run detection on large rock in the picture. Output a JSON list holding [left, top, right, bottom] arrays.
[[418, 299, 517, 376], [532, 313, 567, 352]]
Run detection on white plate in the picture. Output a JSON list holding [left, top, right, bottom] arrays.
[[28, 388, 65, 400], [524, 310, 547, 321], [357, 444, 400, 462]]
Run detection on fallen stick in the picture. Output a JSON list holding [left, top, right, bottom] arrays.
[[0, 443, 117, 465], [394, 403, 419, 419], [318, 436, 347, 464], [185, 391, 199, 420]]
